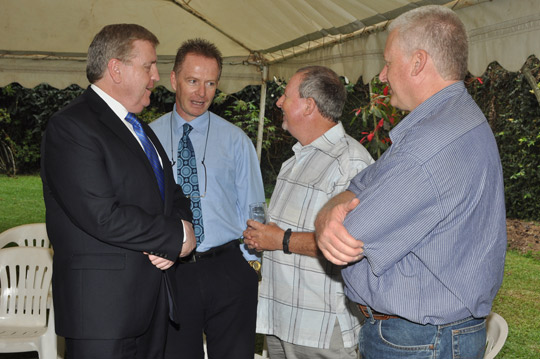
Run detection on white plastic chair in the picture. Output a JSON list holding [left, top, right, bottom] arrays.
[[0, 223, 51, 249], [0, 246, 57, 359], [484, 312, 508, 359]]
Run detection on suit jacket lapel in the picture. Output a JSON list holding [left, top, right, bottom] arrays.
[[84, 88, 166, 206]]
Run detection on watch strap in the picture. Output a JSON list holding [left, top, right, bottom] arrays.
[[283, 228, 292, 254]]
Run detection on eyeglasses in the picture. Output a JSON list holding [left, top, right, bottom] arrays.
[[186, 160, 207, 199]]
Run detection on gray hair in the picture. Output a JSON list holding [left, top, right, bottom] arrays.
[[389, 5, 468, 81], [86, 24, 159, 83], [296, 66, 346, 122]]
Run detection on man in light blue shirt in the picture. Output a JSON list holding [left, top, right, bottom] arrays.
[[150, 38, 265, 359], [315, 5, 506, 359]]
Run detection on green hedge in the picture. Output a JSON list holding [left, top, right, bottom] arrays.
[[466, 57, 540, 220]]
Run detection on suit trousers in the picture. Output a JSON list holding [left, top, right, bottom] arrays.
[[65, 276, 170, 359], [164, 242, 259, 359]]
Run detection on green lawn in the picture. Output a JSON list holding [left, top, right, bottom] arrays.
[[0, 174, 45, 232], [1, 174, 539, 358], [492, 251, 540, 358]]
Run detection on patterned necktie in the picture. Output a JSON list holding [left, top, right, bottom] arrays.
[[125, 112, 165, 201], [178, 123, 204, 245]]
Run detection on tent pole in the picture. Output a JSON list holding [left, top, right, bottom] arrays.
[[256, 65, 268, 163]]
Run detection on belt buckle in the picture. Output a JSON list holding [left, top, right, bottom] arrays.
[[180, 253, 197, 264]]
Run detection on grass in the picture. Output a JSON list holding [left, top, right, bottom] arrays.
[[1, 174, 539, 358], [492, 251, 540, 358], [0, 174, 45, 232]]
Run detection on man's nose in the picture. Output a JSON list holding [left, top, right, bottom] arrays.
[[151, 64, 160, 82], [276, 95, 284, 108], [196, 84, 206, 97]]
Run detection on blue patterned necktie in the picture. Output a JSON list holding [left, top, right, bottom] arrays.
[[125, 112, 165, 201], [178, 123, 204, 245]]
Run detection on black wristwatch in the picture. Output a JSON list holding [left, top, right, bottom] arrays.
[[282, 228, 292, 254]]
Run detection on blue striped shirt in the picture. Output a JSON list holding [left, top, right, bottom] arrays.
[[342, 82, 506, 325]]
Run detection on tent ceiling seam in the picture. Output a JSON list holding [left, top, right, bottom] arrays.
[[261, 0, 490, 65], [170, 0, 259, 67]]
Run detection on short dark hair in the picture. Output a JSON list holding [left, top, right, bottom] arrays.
[[296, 66, 346, 122], [172, 38, 223, 79], [86, 24, 159, 83]]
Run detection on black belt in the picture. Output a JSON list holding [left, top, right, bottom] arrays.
[[179, 240, 239, 263]]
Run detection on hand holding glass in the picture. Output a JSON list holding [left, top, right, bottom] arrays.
[[249, 202, 267, 224]]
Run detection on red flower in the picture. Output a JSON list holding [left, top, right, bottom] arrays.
[[354, 108, 362, 116], [383, 86, 389, 96], [476, 77, 484, 85], [374, 98, 388, 108], [377, 119, 384, 129], [367, 133, 374, 142], [389, 116, 395, 125]]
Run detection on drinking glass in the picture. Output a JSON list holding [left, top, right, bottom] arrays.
[[249, 202, 267, 224]]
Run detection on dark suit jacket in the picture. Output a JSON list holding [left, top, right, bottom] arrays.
[[41, 87, 192, 340]]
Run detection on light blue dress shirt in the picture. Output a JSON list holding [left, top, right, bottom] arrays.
[[150, 106, 265, 260], [342, 82, 507, 325]]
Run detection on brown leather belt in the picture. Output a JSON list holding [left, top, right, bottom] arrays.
[[358, 304, 399, 320]]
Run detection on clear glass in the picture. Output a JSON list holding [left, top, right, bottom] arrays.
[[249, 202, 267, 224]]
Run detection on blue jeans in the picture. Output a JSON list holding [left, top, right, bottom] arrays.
[[358, 313, 486, 359]]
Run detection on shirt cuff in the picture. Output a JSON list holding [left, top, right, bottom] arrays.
[[181, 220, 187, 243]]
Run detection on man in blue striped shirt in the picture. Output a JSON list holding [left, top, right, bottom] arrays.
[[315, 5, 506, 359]]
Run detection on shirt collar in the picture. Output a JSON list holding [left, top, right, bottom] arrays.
[[171, 104, 210, 136], [292, 121, 345, 155], [90, 84, 129, 120], [389, 81, 465, 144]]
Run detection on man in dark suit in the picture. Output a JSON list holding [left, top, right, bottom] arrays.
[[40, 24, 196, 359]]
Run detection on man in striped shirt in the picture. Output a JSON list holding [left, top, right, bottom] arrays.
[[315, 5, 506, 359]]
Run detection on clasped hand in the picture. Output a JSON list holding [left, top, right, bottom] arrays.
[[243, 220, 282, 252], [144, 220, 197, 270]]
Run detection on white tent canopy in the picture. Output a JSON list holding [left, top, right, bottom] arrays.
[[1, 0, 540, 94]]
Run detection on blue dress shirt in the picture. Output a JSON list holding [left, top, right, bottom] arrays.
[[150, 106, 265, 260], [342, 82, 507, 325]]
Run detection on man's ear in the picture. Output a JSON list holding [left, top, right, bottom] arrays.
[[108, 59, 122, 83], [411, 50, 428, 76], [170, 71, 177, 92], [303, 97, 316, 116]]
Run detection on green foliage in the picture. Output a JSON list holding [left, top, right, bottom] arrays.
[[466, 57, 540, 221], [0, 83, 84, 173], [223, 97, 276, 153], [139, 105, 167, 124], [0, 108, 17, 176], [347, 77, 405, 159]]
